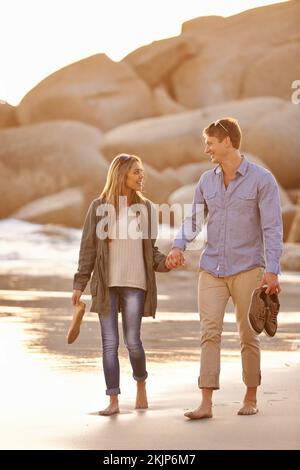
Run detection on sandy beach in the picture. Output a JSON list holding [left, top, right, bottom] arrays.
[[0, 266, 299, 450]]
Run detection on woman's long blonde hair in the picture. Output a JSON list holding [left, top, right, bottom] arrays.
[[100, 154, 145, 211]]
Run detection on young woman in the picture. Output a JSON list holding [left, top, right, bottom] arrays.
[[72, 154, 171, 416]]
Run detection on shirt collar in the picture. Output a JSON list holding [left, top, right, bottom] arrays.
[[214, 155, 248, 176]]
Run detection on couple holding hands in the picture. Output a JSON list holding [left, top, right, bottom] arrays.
[[72, 117, 282, 419]]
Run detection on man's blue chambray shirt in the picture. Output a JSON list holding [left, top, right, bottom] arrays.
[[173, 156, 283, 277]]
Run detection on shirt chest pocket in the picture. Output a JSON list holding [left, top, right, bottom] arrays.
[[204, 190, 217, 211], [235, 191, 257, 210]]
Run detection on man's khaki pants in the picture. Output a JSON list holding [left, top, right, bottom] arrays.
[[198, 267, 264, 389]]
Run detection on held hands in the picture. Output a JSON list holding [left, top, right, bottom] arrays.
[[165, 248, 185, 270], [259, 272, 281, 295], [72, 289, 82, 306]]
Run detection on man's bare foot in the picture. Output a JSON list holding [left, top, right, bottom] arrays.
[[99, 398, 119, 416], [135, 381, 148, 409], [237, 401, 258, 415], [184, 403, 213, 420]]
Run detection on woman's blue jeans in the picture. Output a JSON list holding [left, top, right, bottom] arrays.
[[98, 287, 148, 395]]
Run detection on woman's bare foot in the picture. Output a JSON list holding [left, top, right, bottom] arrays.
[[135, 381, 148, 409], [237, 401, 258, 415], [99, 396, 120, 416], [184, 402, 213, 420]]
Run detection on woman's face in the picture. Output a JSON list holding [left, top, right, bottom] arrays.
[[125, 161, 144, 192]]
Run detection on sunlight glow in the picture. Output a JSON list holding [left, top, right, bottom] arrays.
[[0, 0, 287, 105]]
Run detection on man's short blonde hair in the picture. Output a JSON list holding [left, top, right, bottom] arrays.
[[203, 117, 242, 149]]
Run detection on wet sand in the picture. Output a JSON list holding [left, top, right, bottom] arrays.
[[0, 270, 300, 450]]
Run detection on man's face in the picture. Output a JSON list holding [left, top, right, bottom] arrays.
[[204, 134, 229, 164]]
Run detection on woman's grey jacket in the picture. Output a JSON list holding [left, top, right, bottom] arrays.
[[73, 197, 169, 318]]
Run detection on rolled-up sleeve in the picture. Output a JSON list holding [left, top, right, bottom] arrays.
[[172, 178, 205, 251], [258, 172, 283, 274], [73, 200, 97, 291]]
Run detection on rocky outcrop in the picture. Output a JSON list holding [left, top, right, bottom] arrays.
[[243, 103, 300, 189], [288, 203, 300, 243], [17, 54, 154, 131], [281, 243, 300, 271], [242, 42, 300, 101], [2, 1, 298, 231], [0, 121, 108, 218], [170, 50, 256, 109], [0, 101, 17, 128], [174, 1, 300, 108], [10, 188, 87, 228], [170, 162, 214, 186], [287, 189, 300, 205], [153, 86, 186, 116], [100, 97, 286, 170], [123, 36, 197, 87], [142, 164, 180, 204]]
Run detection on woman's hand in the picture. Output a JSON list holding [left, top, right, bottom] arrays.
[[72, 289, 82, 306], [165, 248, 185, 269]]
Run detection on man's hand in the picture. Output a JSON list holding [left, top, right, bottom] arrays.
[[259, 272, 281, 295], [166, 248, 185, 270], [72, 289, 82, 306]]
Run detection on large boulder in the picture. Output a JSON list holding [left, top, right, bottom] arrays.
[[277, 182, 297, 241], [100, 108, 207, 169], [10, 188, 87, 228], [0, 120, 108, 218], [152, 86, 186, 116], [10, 165, 181, 226], [242, 42, 300, 101], [123, 36, 197, 87], [168, 184, 195, 207], [287, 189, 300, 205], [0, 101, 17, 128], [243, 103, 300, 189], [181, 15, 223, 35], [182, 1, 299, 40], [142, 164, 181, 204], [170, 50, 256, 109], [280, 243, 300, 271], [288, 203, 300, 243], [100, 97, 285, 170], [282, 205, 297, 242], [17, 54, 154, 131], [174, 162, 214, 185], [171, 1, 300, 108]]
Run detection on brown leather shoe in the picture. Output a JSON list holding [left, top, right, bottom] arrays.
[[67, 301, 86, 344], [248, 287, 267, 334], [264, 292, 280, 337]]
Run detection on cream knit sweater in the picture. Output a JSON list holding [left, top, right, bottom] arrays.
[[108, 206, 147, 290]]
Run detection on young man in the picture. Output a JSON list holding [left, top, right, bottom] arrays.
[[166, 117, 283, 419]]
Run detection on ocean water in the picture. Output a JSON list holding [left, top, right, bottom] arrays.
[[0, 218, 82, 277]]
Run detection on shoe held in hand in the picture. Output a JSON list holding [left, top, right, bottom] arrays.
[[67, 301, 86, 344]]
